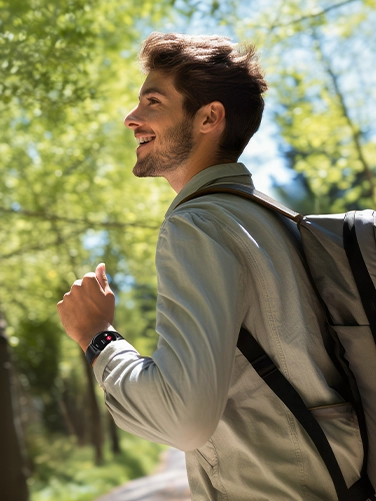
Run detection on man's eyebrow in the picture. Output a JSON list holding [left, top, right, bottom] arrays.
[[139, 87, 167, 99]]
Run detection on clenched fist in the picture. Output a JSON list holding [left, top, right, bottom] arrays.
[[57, 263, 115, 351]]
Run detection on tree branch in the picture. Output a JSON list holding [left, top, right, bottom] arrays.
[[0, 207, 160, 230], [0, 228, 85, 259], [285, 0, 357, 26], [259, 0, 358, 32], [316, 41, 375, 201]]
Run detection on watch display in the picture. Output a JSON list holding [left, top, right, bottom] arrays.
[[85, 330, 123, 365], [92, 331, 119, 349]]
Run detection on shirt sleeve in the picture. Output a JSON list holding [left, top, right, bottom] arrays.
[[93, 209, 245, 451]]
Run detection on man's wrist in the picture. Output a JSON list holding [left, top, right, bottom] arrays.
[[78, 324, 115, 352], [85, 329, 123, 366]]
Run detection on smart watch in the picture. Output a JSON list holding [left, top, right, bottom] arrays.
[[85, 330, 124, 365]]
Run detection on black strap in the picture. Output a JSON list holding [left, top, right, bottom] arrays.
[[238, 327, 353, 501], [180, 185, 374, 499], [348, 474, 376, 500], [343, 211, 376, 343]]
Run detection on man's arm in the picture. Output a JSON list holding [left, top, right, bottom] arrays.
[[57, 213, 245, 451]]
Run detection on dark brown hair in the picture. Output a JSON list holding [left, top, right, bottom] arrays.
[[139, 32, 268, 159]]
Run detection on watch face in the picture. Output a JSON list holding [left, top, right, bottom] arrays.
[[93, 332, 118, 350]]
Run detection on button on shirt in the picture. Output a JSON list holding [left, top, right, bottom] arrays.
[[93, 163, 363, 500]]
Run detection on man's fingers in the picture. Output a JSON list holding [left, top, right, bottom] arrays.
[[57, 268, 114, 315], [83, 272, 96, 279], [95, 263, 112, 293], [57, 290, 73, 309]]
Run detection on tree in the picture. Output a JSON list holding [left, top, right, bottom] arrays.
[[0, 314, 29, 501], [0, 0, 176, 485], [234, 0, 376, 212]]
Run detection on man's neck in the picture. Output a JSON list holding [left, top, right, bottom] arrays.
[[166, 156, 237, 193]]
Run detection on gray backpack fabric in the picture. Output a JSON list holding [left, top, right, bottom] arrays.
[[300, 210, 376, 491], [179, 183, 376, 499]]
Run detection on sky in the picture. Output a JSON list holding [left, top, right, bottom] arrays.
[[240, 114, 292, 193]]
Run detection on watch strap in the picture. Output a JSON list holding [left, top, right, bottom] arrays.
[[85, 343, 100, 366], [85, 330, 123, 365]]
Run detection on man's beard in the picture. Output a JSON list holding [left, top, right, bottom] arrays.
[[133, 118, 194, 178]]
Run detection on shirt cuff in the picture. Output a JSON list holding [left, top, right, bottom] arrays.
[[92, 339, 138, 388]]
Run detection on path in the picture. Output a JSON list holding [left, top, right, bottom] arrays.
[[95, 448, 191, 501]]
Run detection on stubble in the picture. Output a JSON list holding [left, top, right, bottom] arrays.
[[133, 118, 194, 178]]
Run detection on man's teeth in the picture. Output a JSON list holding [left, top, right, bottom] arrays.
[[138, 137, 154, 144]]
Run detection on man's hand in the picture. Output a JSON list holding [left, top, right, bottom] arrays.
[[57, 263, 115, 351]]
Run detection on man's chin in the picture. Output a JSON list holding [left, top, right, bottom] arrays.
[[132, 162, 159, 178]]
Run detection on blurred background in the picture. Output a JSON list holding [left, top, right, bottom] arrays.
[[1, 0, 375, 499]]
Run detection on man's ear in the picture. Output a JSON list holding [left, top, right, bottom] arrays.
[[198, 101, 226, 134]]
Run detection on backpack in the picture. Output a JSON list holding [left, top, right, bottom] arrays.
[[178, 183, 376, 501]]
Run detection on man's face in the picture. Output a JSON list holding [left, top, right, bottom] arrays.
[[124, 71, 195, 178]]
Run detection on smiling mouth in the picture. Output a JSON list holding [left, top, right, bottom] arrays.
[[137, 136, 155, 147]]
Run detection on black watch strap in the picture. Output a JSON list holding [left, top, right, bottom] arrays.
[[85, 330, 123, 365]]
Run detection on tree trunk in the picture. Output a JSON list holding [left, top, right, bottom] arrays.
[[108, 412, 121, 456], [0, 314, 29, 501], [81, 350, 104, 465], [61, 386, 89, 446], [58, 398, 77, 437]]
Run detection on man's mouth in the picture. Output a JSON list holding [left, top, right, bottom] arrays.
[[137, 136, 155, 147]]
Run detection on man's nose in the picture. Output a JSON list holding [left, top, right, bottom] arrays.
[[124, 106, 143, 129]]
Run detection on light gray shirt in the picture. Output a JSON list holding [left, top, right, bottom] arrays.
[[94, 163, 362, 500]]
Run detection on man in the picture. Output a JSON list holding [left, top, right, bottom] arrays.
[[58, 32, 363, 500]]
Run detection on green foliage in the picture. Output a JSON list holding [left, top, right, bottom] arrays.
[[14, 318, 61, 394], [115, 283, 159, 354], [0, 0, 174, 334], [1, 0, 97, 109], [235, 0, 376, 212], [28, 429, 165, 501], [13, 318, 65, 431], [171, 1, 376, 212], [0, 0, 176, 495]]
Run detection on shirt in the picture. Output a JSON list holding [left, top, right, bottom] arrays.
[[94, 162, 363, 500]]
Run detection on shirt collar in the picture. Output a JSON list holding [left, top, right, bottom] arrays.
[[165, 162, 254, 218]]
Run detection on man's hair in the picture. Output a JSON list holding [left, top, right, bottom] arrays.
[[139, 32, 268, 159]]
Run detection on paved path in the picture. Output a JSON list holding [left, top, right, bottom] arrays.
[[95, 448, 191, 501]]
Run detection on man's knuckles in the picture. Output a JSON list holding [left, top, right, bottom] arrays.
[[69, 274, 99, 291], [83, 272, 96, 279]]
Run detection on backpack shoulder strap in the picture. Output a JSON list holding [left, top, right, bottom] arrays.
[[237, 327, 351, 500], [238, 327, 375, 501], [179, 184, 375, 498], [343, 211, 376, 342], [177, 183, 304, 224]]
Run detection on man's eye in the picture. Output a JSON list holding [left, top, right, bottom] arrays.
[[148, 98, 160, 105]]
